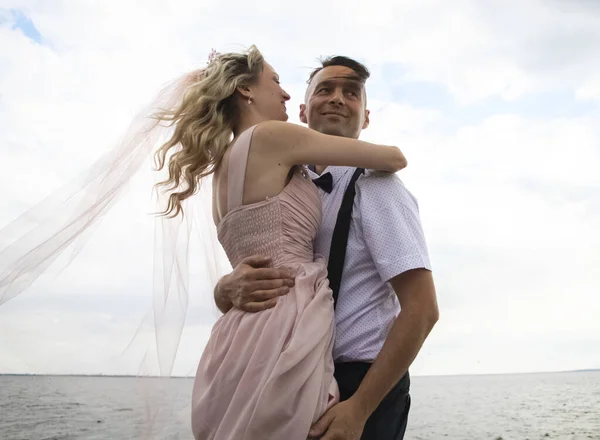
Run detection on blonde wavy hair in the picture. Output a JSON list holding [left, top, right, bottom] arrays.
[[153, 45, 265, 218]]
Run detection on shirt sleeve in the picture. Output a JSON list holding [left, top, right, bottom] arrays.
[[356, 171, 432, 283]]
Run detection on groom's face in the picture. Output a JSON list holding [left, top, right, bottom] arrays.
[[300, 66, 370, 139]]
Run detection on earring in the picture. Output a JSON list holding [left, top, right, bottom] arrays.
[[247, 98, 253, 104]]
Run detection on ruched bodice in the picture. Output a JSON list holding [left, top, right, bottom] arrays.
[[217, 170, 322, 268]]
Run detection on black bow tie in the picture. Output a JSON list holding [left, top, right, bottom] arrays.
[[312, 172, 333, 193]]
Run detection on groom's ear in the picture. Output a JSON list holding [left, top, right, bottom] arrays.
[[362, 109, 370, 130], [299, 104, 308, 124]]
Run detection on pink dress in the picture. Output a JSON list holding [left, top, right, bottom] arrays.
[[191, 125, 339, 440]]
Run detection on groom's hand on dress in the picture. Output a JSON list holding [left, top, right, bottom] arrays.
[[308, 399, 368, 440], [219, 255, 294, 313]]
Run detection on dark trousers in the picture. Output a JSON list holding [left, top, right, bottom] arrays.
[[334, 362, 411, 440]]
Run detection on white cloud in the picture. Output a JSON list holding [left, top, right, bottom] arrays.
[[0, 0, 599, 378], [576, 80, 600, 101]]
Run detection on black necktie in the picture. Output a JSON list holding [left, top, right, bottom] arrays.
[[312, 172, 333, 193]]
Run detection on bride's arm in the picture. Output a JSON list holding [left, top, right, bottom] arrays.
[[252, 121, 407, 172]]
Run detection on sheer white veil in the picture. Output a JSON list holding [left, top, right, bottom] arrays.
[[0, 68, 230, 436]]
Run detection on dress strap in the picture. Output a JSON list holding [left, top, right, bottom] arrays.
[[227, 125, 257, 212]]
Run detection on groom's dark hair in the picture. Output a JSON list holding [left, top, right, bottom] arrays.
[[307, 56, 370, 85]]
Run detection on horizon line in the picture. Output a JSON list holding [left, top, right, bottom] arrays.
[[1, 368, 598, 379]]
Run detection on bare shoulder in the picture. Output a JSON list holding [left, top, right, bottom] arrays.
[[252, 120, 286, 137], [252, 120, 291, 143], [252, 121, 310, 150]]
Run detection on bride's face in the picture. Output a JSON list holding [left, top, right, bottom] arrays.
[[250, 62, 291, 122]]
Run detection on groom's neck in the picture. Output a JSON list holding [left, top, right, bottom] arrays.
[[315, 165, 328, 175]]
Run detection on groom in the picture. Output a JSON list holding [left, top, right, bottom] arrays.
[[213, 56, 439, 440]]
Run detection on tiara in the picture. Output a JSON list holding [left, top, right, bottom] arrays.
[[207, 49, 221, 65]]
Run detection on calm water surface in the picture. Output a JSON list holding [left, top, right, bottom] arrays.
[[1, 371, 598, 439]]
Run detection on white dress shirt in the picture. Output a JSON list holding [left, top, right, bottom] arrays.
[[308, 166, 432, 363]]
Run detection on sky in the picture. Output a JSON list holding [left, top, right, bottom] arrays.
[[0, 0, 599, 378]]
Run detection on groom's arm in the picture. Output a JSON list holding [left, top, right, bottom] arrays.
[[214, 279, 234, 314], [213, 255, 295, 314], [352, 269, 438, 417], [351, 173, 439, 417]]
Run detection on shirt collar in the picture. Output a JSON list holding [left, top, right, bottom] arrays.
[[307, 166, 352, 188]]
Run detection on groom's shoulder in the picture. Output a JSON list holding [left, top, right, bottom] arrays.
[[358, 170, 418, 206], [361, 169, 405, 184]]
